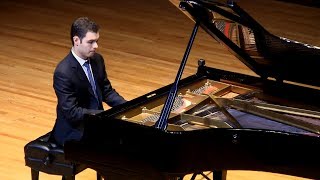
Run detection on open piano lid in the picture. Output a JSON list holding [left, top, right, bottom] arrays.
[[179, 0, 320, 87]]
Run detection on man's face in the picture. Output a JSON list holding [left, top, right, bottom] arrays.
[[73, 31, 99, 59]]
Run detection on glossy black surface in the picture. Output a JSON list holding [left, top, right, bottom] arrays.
[[64, 1, 320, 179], [65, 64, 320, 179]]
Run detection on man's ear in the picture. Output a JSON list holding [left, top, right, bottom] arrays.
[[73, 36, 80, 46]]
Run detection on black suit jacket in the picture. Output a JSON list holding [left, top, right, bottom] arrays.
[[52, 52, 126, 146]]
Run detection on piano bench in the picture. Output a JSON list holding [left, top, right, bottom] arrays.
[[24, 132, 102, 180]]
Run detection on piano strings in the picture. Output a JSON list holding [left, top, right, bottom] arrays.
[[212, 14, 266, 64], [119, 79, 320, 136]]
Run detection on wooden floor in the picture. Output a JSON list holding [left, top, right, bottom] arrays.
[[0, 0, 319, 179]]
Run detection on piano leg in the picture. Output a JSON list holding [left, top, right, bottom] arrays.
[[61, 176, 75, 180], [212, 170, 227, 180], [97, 173, 102, 180]]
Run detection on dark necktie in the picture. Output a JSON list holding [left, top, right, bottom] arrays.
[[84, 61, 98, 100]]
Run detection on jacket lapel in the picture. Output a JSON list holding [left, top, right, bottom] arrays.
[[68, 52, 86, 80], [68, 52, 97, 99]]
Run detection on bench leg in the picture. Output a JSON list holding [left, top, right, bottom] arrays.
[[31, 169, 39, 180]]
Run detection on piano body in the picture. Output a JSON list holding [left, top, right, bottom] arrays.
[[64, 0, 320, 179]]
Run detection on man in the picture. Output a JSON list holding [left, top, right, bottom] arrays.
[[51, 17, 126, 146]]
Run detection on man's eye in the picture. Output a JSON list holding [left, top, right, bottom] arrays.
[[89, 41, 98, 44]]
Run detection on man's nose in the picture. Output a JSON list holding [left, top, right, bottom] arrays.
[[93, 42, 98, 49]]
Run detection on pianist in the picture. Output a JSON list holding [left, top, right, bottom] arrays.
[[51, 17, 127, 146]]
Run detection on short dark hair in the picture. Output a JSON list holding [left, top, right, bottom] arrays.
[[70, 17, 100, 46]]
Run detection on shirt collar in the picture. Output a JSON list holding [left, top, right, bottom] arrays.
[[71, 47, 88, 66]]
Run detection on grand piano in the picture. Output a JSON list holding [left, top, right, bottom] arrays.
[[64, 0, 320, 179]]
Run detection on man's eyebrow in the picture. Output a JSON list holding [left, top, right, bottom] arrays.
[[87, 39, 97, 42], [88, 38, 98, 41]]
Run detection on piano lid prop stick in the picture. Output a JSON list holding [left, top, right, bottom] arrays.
[[155, 21, 200, 130]]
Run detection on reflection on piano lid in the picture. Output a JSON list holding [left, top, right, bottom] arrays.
[[182, 0, 320, 86], [64, 0, 320, 179]]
